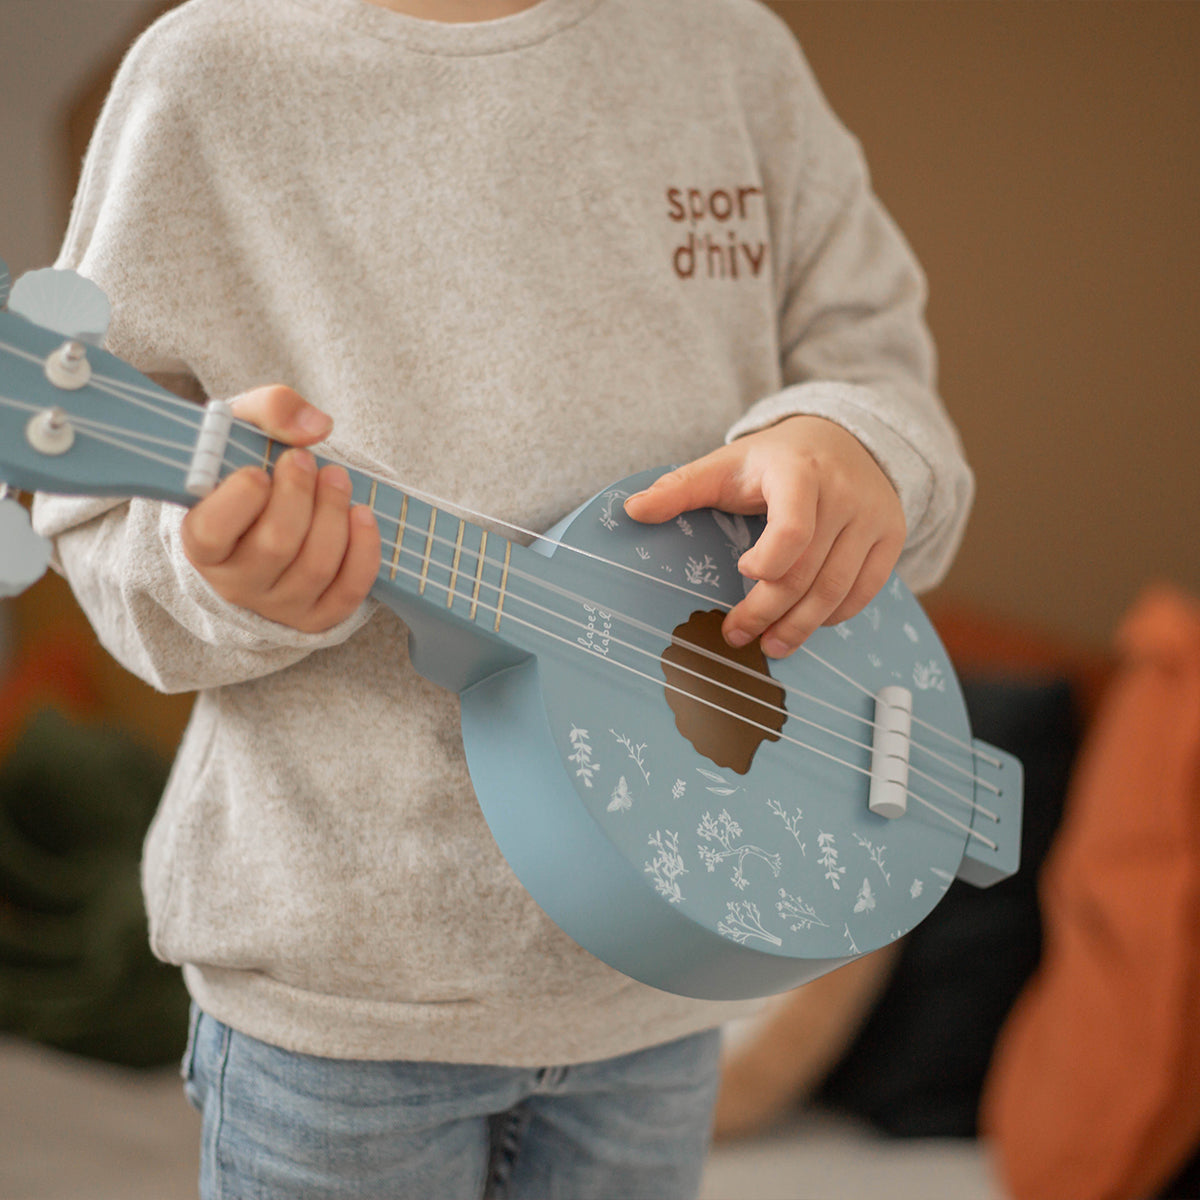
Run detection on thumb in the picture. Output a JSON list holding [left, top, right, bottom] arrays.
[[623, 452, 738, 525], [228, 384, 333, 446]]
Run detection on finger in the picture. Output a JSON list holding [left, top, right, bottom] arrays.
[[758, 530, 881, 657], [266, 464, 354, 608], [735, 472, 818, 582], [303, 504, 382, 632], [721, 516, 843, 648], [226, 449, 319, 590], [229, 385, 333, 446], [180, 467, 272, 567], [823, 537, 903, 627], [623, 449, 745, 525]]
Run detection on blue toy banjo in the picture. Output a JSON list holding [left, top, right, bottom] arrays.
[[0, 261, 1021, 1001]]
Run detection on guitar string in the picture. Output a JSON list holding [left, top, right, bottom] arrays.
[[0, 337, 1006, 815], [0, 383, 1003, 797], [2, 338, 955, 737], [347, 506, 996, 819], [0, 388, 996, 844], [57, 356, 990, 769], [4, 355, 1002, 774], [0, 391, 195, 472], [358, 513, 998, 818], [212, 421, 1004, 806], [341, 535, 999, 849], [31, 352, 999, 766], [0, 338, 209, 436], [228, 423, 1001, 770]]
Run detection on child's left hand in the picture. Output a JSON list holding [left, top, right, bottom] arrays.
[[623, 416, 905, 658]]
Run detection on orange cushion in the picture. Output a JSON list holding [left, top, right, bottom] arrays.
[[980, 585, 1200, 1200]]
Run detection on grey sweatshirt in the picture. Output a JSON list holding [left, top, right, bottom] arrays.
[[33, 0, 973, 1064]]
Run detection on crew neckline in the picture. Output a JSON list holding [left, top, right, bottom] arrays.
[[287, 0, 604, 55]]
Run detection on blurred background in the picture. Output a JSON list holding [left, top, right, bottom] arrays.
[[0, 3, 1197, 1199]]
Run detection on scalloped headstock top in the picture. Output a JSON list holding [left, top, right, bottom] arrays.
[[5, 265, 111, 346]]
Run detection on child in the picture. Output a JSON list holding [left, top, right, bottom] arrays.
[[34, 0, 974, 1196]]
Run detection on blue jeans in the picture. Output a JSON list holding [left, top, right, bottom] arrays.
[[182, 1005, 721, 1200]]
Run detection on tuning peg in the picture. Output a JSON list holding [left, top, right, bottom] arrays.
[[7, 267, 110, 346], [0, 487, 52, 598], [43, 341, 92, 391]]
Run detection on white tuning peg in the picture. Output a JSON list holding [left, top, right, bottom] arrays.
[[7, 266, 111, 346], [43, 341, 92, 390], [0, 489, 52, 597]]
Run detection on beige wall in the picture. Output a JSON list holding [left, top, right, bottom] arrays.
[[769, 1, 1199, 647]]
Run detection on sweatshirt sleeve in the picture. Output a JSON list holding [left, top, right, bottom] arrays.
[[30, 15, 377, 694], [724, 27, 974, 594]]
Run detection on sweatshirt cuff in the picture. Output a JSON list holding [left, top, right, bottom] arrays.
[[724, 381, 934, 542]]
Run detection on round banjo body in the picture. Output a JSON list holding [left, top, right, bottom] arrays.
[[459, 471, 1020, 1000]]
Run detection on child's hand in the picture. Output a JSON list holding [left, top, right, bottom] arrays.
[[179, 386, 381, 633], [623, 416, 905, 658]]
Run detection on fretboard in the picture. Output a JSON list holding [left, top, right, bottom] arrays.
[[238, 436, 548, 664]]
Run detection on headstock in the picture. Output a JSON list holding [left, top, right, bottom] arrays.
[[6, 264, 111, 346], [0, 255, 200, 596]]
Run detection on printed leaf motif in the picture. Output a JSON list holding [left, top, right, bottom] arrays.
[[817, 831, 845, 890], [697, 767, 740, 797], [598, 490, 628, 531], [712, 510, 753, 558], [675, 516, 694, 538], [697, 809, 782, 891], [671, 778, 687, 800], [776, 887, 828, 931], [767, 798, 806, 856], [852, 833, 891, 885], [718, 901, 782, 946], [913, 659, 946, 692], [567, 726, 598, 788], [610, 729, 650, 784], [910, 878, 924, 899], [685, 554, 720, 588], [645, 830, 687, 904]]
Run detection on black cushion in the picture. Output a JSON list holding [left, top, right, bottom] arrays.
[[0, 707, 188, 1067]]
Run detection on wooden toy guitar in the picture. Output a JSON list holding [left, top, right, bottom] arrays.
[[0, 262, 1022, 1001]]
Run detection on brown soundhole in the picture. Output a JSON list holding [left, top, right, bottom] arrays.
[[661, 609, 787, 776]]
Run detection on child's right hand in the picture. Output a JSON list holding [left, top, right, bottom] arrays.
[[179, 385, 381, 633]]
